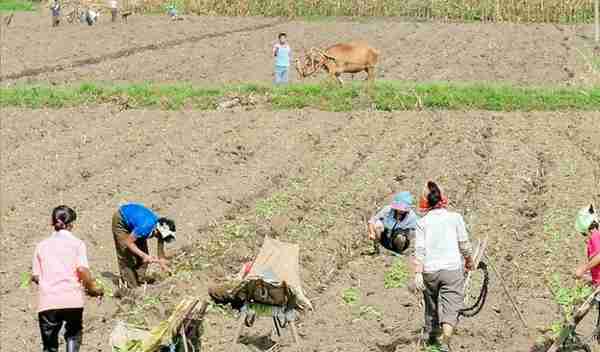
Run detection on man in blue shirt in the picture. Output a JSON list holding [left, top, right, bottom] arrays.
[[112, 203, 176, 288], [273, 33, 291, 84]]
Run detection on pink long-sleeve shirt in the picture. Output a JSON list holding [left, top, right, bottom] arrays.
[[587, 229, 600, 286], [32, 230, 88, 312]]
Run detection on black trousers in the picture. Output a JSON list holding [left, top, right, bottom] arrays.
[[38, 308, 83, 352]]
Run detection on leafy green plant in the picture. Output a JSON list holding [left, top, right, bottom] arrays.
[[113, 339, 143, 352], [255, 193, 291, 219], [125, 294, 164, 325], [222, 223, 252, 239], [341, 287, 360, 305], [206, 301, 234, 317], [384, 260, 409, 289], [20, 272, 32, 289], [0, 0, 35, 11], [95, 276, 114, 297], [358, 305, 382, 320], [550, 319, 564, 339], [549, 273, 593, 317], [425, 345, 443, 352]]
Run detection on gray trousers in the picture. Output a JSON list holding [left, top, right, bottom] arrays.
[[423, 269, 464, 333]]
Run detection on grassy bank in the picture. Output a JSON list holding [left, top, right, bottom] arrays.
[[1, 82, 599, 111], [0, 0, 34, 12], [137, 0, 596, 23]]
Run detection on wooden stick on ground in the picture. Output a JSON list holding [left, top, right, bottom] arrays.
[[486, 256, 529, 330]]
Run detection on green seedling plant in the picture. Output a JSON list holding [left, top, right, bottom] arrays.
[[20, 272, 32, 289], [206, 301, 234, 318], [342, 287, 360, 305], [425, 345, 443, 352], [95, 276, 114, 297], [222, 223, 252, 240], [357, 305, 382, 320], [541, 272, 593, 339], [125, 294, 163, 325], [255, 193, 291, 219], [550, 319, 564, 339], [384, 259, 409, 289]]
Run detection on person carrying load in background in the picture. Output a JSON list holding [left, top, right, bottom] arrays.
[[50, 0, 61, 27], [367, 191, 418, 256], [32, 205, 103, 352], [112, 203, 176, 288], [413, 181, 474, 352]]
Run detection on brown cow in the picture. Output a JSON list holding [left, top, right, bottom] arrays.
[[295, 41, 379, 84]]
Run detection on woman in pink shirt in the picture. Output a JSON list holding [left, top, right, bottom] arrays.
[[32, 206, 103, 352], [575, 205, 600, 285]]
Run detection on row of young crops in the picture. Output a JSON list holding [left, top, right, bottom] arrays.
[[122, 0, 599, 23]]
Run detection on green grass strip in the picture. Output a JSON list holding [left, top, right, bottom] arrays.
[[1, 81, 598, 111], [0, 0, 35, 11]]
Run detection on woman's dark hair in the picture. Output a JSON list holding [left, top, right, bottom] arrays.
[[52, 205, 77, 231], [158, 217, 176, 232], [426, 181, 442, 208], [590, 205, 599, 231], [278, 32, 286, 39]]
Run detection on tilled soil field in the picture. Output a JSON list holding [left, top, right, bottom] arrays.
[[1, 13, 599, 86], [1, 107, 599, 352]]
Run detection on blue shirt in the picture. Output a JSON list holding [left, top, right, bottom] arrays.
[[119, 203, 158, 239], [371, 205, 418, 233], [274, 44, 291, 67], [382, 208, 418, 233]]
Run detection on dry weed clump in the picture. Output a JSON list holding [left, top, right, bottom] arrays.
[[133, 0, 595, 23]]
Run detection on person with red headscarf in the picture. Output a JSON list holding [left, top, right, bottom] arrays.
[[413, 181, 473, 352], [418, 181, 449, 214]]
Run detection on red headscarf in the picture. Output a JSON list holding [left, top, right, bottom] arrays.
[[418, 181, 449, 213]]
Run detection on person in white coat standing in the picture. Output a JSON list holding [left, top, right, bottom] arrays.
[[413, 181, 474, 352]]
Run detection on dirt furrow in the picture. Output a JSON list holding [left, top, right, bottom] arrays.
[[0, 19, 286, 81], [3, 109, 600, 352], [0, 109, 358, 352]]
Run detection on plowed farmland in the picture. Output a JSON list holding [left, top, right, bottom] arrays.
[[1, 14, 598, 85], [1, 12, 599, 352]]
